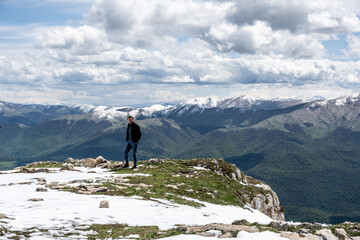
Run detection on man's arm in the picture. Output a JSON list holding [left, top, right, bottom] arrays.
[[137, 124, 141, 141]]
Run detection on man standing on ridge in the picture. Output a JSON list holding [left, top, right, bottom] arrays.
[[123, 116, 141, 169]]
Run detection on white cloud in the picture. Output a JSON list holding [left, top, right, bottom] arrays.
[[308, 9, 360, 33], [203, 21, 326, 58], [85, 0, 224, 48], [35, 25, 111, 55], [226, 0, 310, 33], [343, 0, 360, 14], [1, 0, 360, 105], [82, 0, 359, 58], [342, 34, 360, 58]]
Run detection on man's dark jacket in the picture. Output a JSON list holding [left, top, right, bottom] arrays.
[[126, 122, 142, 143]]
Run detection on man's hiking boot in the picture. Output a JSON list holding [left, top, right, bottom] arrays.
[[131, 166, 137, 169], [122, 164, 129, 168]]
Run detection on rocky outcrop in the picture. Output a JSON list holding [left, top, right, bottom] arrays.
[[334, 228, 350, 240], [315, 229, 338, 240], [16, 167, 50, 173], [22, 156, 284, 221], [170, 221, 359, 240], [281, 231, 323, 240], [14, 157, 284, 221], [248, 191, 284, 221], [171, 157, 285, 221], [84, 158, 97, 168], [65, 156, 122, 169], [215, 158, 285, 221], [65, 157, 85, 166], [270, 221, 289, 231], [95, 156, 106, 165]]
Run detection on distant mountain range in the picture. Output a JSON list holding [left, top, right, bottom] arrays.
[[1, 94, 360, 224], [0, 95, 304, 124]]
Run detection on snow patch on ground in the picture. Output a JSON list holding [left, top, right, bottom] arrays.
[[0, 167, 275, 239], [193, 166, 209, 171]]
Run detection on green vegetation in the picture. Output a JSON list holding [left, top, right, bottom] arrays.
[[0, 161, 15, 170], [177, 127, 360, 224], [107, 159, 269, 208], [0, 155, 17, 170], [88, 224, 185, 240], [43, 158, 269, 209], [2, 221, 359, 239], [329, 222, 360, 237]]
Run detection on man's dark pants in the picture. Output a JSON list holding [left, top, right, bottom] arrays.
[[124, 141, 138, 167]]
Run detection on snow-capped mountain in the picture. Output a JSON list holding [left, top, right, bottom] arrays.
[[2, 94, 360, 126], [253, 94, 360, 134], [175, 95, 303, 110], [66, 104, 174, 122], [309, 94, 360, 108], [161, 96, 304, 118], [63, 95, 304, 122]]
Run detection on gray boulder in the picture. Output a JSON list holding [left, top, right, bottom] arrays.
[[65, 157, 85, 166], [65, 157, 75, 163], [302, 222, 316, 229], [297, 228, 312, 234], [205, 223, 258, 233], [19, 167, 36, 173], [28, 198, 44, 202], [281, 232, 323, 240], [270, 221, 288, 231], [84, 158, 97, 168], [315, 229, 338, 240], [99, 200, 109, 208], [61, 163, 74, 171], [147, 158, 164, 164], [334, 228, 349, 240], [95, 156, 106, 165]]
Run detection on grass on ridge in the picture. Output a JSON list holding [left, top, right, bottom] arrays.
[[110, 158, 271, 208]]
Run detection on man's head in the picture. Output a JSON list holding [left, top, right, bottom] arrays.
[[127, 116, 134, 124]]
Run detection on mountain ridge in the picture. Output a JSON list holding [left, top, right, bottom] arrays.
[[0, 95, 315, 124]]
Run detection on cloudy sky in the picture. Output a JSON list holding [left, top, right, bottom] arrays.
[[1, 0, 360, 106]]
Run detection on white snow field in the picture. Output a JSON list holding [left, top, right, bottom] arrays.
[[0, 167, 283, 239]]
